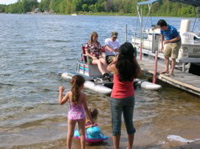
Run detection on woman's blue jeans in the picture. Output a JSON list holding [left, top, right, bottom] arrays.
[[110, 95, 136, 136]]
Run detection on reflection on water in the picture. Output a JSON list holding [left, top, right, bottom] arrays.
[[0, 14, 200, 149]]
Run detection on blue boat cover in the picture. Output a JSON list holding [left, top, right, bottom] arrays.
[[137, 0, 161, 5], [169, 0, 200, 7]]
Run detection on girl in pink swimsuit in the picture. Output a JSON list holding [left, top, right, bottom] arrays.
[[68, 102, 86, 120], [59, 75, 93, 149]]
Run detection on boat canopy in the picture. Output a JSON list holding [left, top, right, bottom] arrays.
[[136, 0, 161, 27], [137, 0, 161, 6], [169, 0, 200, 7], [170, 0, 200, 31]]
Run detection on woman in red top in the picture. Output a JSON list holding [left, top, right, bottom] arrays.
[[85, 32, 109, 79], [107, 42, 141, 149]]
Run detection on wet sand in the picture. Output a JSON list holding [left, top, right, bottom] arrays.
[[2, 88, 200, 149]]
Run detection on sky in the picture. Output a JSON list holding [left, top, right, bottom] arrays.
[[0, 0, 41, 5]]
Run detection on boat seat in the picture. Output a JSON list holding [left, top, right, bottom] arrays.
[[181, 32, 200, 44], [76, 61, 102, 77], [81, 46, 90, 64], [79, 45, 106, 77], [81, 45, 106, 64]]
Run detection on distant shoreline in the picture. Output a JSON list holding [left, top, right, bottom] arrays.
[[0, 11, 196, 18], [70, 12, 196, 18]]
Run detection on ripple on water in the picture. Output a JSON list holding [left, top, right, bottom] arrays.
[[0, 14, 200, 149]]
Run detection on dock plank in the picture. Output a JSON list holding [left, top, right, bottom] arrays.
[[138, 59, 200, 96]]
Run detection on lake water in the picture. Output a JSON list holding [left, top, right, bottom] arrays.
[[0, 14, 200, 149]]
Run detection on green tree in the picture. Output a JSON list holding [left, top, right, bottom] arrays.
[[0, 5, 6, 13], [39, 0, 50, 12], [0, 0, 198, 17], [82, 4, 88, 12]]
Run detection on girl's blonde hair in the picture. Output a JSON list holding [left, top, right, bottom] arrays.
[[70, 75, 85, 105], [90, 31, 98, 43], [89, 108, 99, 121]]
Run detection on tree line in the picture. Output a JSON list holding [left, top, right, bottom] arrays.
[[0, 0, 196, 17]]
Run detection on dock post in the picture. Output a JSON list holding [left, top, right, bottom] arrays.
[[125, 24, 128, 42], [153, 51, 158, 83], [139, 9, 143, 60], [140, 42, 143, 60]]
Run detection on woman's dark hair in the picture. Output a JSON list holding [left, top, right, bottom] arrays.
[[116, 42, 139, 82], [71, 75, 85, 105], [157, 19, 167, 27]]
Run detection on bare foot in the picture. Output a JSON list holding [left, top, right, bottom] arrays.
[[159, 50, 163, 53], [160, 70, 169, 74], [165, 73, 174, 77], [168, 72, 174, 76]]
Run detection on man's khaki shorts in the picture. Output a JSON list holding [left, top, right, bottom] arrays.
[[106, 55, 115, 64], [164, 40, 181, 59]]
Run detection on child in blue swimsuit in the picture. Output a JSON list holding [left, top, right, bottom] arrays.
[[59, 75, 93, 149], [85, 108, 99, 128], [74, 108, 108, 143]]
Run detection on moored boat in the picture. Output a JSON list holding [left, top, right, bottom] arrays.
[[132, 0, 200, 74], [61, 45, 162, 94]]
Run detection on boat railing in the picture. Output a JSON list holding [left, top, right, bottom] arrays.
[[132, 29, 161, 53], [132, 29, 200, 73], [182, 32, 200, 45]]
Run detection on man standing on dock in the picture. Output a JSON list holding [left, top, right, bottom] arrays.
[[157, 19, 181, 76]]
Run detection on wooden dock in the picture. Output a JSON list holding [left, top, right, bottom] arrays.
[[138, 58, 200, 96]]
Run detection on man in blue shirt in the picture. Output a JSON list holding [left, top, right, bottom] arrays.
[[157, 19, 181, 76]]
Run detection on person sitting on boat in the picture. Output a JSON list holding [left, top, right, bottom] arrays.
[[104, 31, 120, 64], [85, 31, 110, 79], [157, 19, 181, 76]]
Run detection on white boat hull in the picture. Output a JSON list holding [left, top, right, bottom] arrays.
[[61, 72, 112, 94], [84, 81, 112, 94], [61, 72, 162, 94]]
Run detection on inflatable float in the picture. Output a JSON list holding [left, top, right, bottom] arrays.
[[61, 71, 112, 94], [74, 125, 108, 143], [61, 71, 161, 94], [134, 79, 161, 90]]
